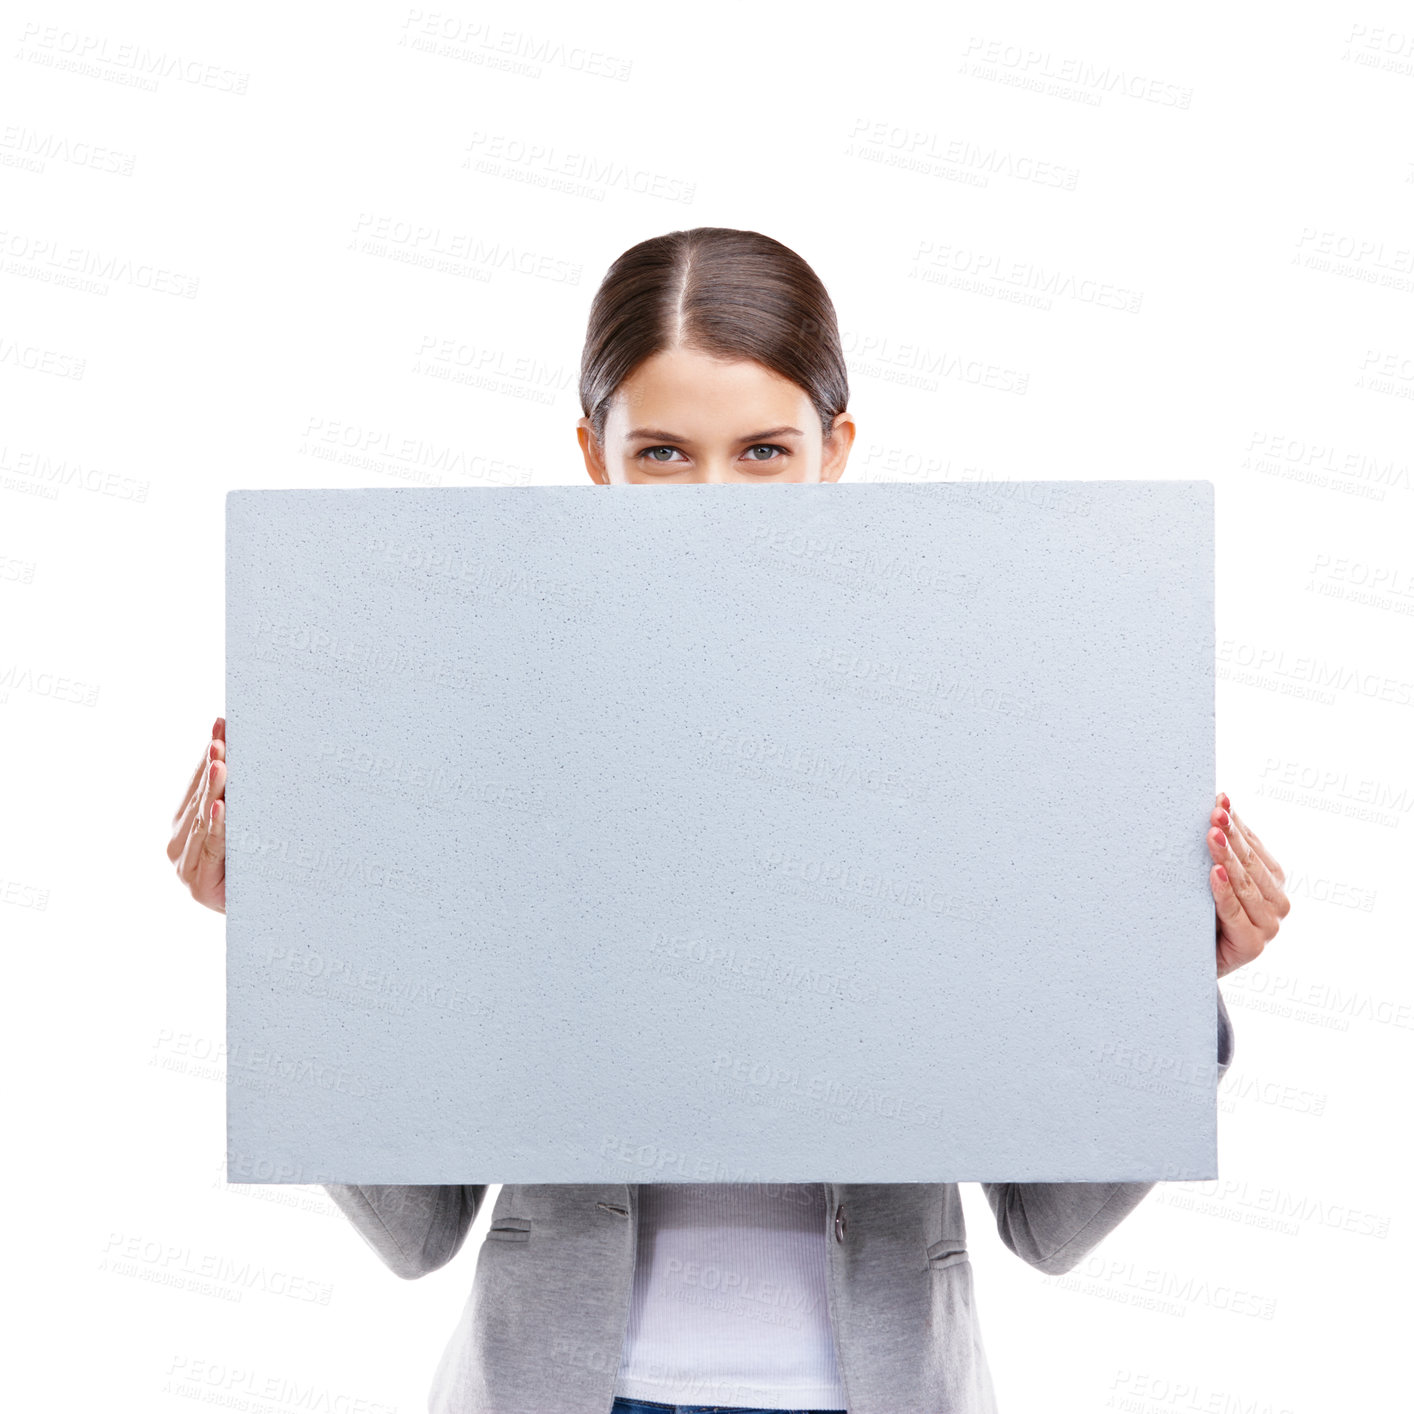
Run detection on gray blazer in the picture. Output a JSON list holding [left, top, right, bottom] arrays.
[[324, 988, 1235, 1414]]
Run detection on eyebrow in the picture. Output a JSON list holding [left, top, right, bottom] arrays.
[[624, 425, 806, 443]]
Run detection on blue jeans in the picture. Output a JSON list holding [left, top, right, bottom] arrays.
[[610, 1400, 847, 1414]]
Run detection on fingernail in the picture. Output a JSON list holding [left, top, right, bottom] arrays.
[[1219, 793, 1230, 809], [1215, 829, 1227, 849], [1216, 865, 1228, 883], [1216, 809, 1230, 828]]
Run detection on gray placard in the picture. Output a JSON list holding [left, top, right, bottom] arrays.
[[225, 481, 1217, 1185]]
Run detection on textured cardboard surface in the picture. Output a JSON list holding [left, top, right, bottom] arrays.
[[225, 481, 1217, 1184]]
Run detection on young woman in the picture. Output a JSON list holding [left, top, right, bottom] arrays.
[[170, 227, 1290, 1414]]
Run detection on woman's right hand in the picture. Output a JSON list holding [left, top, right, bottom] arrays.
[[169, 715, 227, 913]]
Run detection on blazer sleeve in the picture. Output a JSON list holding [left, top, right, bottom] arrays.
[[980, 984, 1236, 1277], [322, 1184, 486, 1280]]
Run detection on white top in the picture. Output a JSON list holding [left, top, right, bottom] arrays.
[[612, 1182, 848, 1410]]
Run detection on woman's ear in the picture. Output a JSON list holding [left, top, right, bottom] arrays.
[[821, 412, 856, 483], [577, 418, 609, 484]]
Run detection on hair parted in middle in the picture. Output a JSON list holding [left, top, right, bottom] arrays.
[[578, 227, 849, 447]]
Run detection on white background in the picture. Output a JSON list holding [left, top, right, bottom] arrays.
[[3, 2, 1410, 1411]]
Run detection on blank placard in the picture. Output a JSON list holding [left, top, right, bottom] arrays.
[[225, 481, 1218, 1185]]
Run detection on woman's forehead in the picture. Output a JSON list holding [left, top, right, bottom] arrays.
[[608, 348, 813, 434]]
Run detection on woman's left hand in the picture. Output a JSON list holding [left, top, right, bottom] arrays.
[[1208, 792, 1290, 978]]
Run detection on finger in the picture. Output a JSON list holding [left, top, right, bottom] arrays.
[[214, 715, 225, 743], [199, 758, 226, 834], [175, 798, 204, 885], [192, 797, 226, 908], [1217, 808, 1287, 914], [1209, 825, 1280, 941], [170, 734, 226, 855], [1211, 863, 1249, 942], [1211, 865, 1259, 974], [168, 790, 197, 862], [168, 747, 212, 862], [1230, 805, 1284, 884], [173, 745, 208, 822], [177, 759, 224, 884]]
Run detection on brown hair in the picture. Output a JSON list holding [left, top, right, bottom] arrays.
[[579, 227, 849, 446]]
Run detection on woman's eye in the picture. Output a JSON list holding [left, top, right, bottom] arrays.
[[746, 444, 788, 462], [638, 446, 683, 464]]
